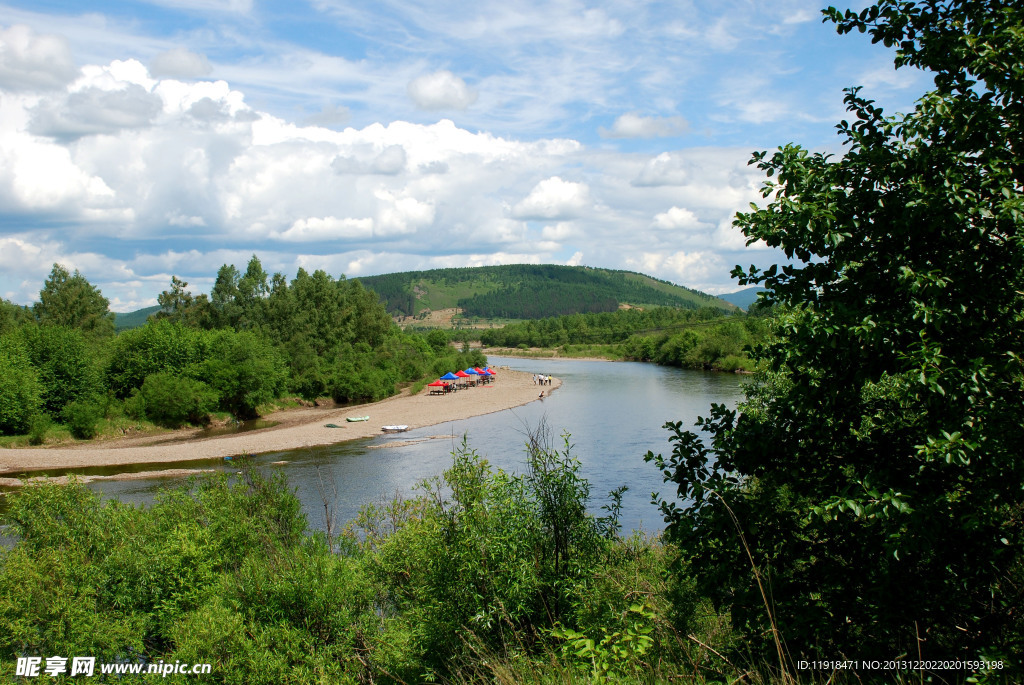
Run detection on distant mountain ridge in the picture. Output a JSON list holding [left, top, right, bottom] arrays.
[[718, 287, 766, 311], [110, 266, 734, 330], [355, 265, 734, 320], [113, 304, 161, 331]]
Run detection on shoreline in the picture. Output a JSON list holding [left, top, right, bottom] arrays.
[[0, 368, 560, 477]]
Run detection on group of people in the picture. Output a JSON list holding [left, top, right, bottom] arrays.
[[533, 374, 553, 386]]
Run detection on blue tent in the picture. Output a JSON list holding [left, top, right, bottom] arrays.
[[463, 368, 480, 375], [440, 372, 459, 380]]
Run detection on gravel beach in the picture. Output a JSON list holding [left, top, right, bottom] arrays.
[[0, 368, 560, 475]]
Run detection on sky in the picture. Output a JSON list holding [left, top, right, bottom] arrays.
[[0, 0, 931, 311]]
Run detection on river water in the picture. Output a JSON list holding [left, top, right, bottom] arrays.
[[11, 357, 749, 535]]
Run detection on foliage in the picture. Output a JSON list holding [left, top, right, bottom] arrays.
[[482, 306, 766, 371], [32, 263, 115, 338], [0, 298, 32, 337], [0, 444, 709, 684], [106, 319, 212, 398], [551, 603, 655, 682], [17, 324, 100, 418], [0, 335, 41, 435], [200, 329, 286, 419], [649, 0, 1024, 669], [140, 372, 219, 428], [61, 396, 104, 439], [27, 413, 50, 445]]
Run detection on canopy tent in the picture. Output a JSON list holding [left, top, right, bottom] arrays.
[[439, 372, 459, 380]]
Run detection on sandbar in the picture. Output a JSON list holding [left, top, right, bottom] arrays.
[[0, 368, 560, 475]]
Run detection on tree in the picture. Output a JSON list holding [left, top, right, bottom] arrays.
[[155, 276, 214, 329], [0, 299, 32, 337], [0, 336, 41, 435], [649, 0, 1024, 666], [33, 264, 115, 337]]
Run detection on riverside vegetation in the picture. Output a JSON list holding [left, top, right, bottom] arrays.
[[3, 1, 1024, 682], [0, 261, 484, 443]]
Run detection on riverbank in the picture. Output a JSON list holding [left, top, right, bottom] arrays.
[[0, 369, 560, 476]]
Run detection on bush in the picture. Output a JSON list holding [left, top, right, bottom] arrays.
[[27, 414, 50, 445], [201, 330, 286, 419], [62, 397, 103, 439], [17, 325, 98, 418], [140, 372, 219, 428], [0, 337, 41, 435]]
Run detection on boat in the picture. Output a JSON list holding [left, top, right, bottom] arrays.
[[346, 416, 370, 422], [381, 425, 409, 433]]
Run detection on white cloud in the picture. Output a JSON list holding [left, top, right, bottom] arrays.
[[541, 222, 580, 241], [407, 70, 478, 110], [273, 216, 374, 242], [512, 177, 590, 220], [0, 24, 78, 92], [374, 189, 435, 235], [601, 112, 688, 139], [628, 250, 726, 288], [302, 103, 350, 129], [332, 145, 407, 175], [653, 206, 704, 230], [149, 47, 213, 79], [29, 83, 164, 139]]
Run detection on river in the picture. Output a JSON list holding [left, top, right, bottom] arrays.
[[10, 357, 748, 535]]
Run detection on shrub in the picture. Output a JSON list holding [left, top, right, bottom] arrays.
[[62, 397, 103, 439], [27, 414, 50, 445], [0, 337, 41, 435], [201, 330, 286, 419], [140, 372, 219, 428]]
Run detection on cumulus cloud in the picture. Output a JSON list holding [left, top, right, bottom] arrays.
[[628, 250, 726, 287], [28, 83, 164, 139], [601, 112, 688, 139], [512, 177, 590, 220], [407, 70, 478, 110], [273, 216, 374, 242], [0, 25, 78, 92], [374, 189, 435, 235], [653, 206, 704, 230], [632, 152, 693, 187], [332, 145, 407, 175], [302, 103, 350, 129], [149, 47, 213, 79]]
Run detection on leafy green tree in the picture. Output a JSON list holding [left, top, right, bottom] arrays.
[[201, 329, 286, 419], [33, 263, 115, 337], [17, 324, 99, 418], [140, 372, 219, 428], [105, 320, 211, 397], [155, 276, 214, 328], [0, 299, 32, 337], [0, 336, 41, 435], [649, 0, 1024, 666]]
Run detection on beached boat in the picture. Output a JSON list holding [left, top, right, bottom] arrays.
[[346, 416, 370, 422], [381, 425, 409, 433]]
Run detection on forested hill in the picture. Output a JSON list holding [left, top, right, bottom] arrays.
[[355, 265, 732, 319]]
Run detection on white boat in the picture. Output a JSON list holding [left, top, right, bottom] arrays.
[[381, 425, 409, 433]]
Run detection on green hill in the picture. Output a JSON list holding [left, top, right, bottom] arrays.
[[113, 304, 161, 331], [355, 265, 733, 319], [719, 287, 766, 311]]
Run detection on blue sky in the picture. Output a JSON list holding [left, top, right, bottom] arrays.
[[0, 0, 930, 310]]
